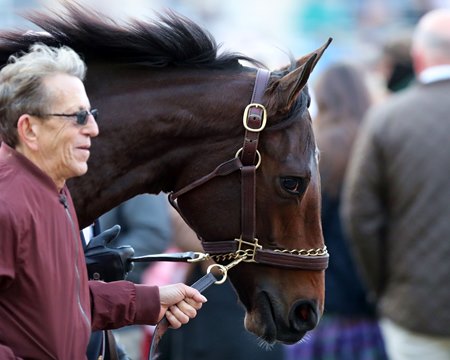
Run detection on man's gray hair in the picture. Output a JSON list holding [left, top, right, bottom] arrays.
[[0, 44, 86, 147]]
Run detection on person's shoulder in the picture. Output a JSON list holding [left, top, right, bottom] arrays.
[[0, 167, 33, 197], [365, 85, 419, 124], [0, 166, 42, 223], [0, 196, 28, 234], [380, 84, 421, 108], [0, 166, 24, 201]]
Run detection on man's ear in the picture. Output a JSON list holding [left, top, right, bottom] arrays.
[[16, 115, 39, 151]]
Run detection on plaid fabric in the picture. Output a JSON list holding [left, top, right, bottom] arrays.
[[284, 315, 388, 360]]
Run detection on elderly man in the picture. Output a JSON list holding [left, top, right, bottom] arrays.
[[0, 44, 206, 359], [342, 9, 450, 360]]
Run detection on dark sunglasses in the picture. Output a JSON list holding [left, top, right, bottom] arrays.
[[35, 109, 98, 125]]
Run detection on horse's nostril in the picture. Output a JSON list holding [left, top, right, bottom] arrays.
[[289, 300, 319, 332], [297, 303, 310, 321]]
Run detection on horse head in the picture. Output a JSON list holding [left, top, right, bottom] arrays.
[[171, 40, 331, 344]]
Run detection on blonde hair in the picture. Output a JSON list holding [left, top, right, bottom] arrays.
[[0, 44, 86, 147]]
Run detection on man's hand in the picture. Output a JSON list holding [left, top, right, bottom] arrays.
[[158, 284, 207, 328], [84, 225, 135, 282]]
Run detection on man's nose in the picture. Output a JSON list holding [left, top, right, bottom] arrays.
[[84, 114, 99, 137]]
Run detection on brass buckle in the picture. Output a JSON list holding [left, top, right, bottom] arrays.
[[242, 103, 267, 132], [234, 237, 262, 262]]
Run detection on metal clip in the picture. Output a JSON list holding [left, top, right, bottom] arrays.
[[207, 255, 246, 285], [187, 252, 210, 263]]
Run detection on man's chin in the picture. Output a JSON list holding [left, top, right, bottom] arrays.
[[72, 163, 88, 178]]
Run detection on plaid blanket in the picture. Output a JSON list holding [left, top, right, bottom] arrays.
[[284, 315, 388, 360]]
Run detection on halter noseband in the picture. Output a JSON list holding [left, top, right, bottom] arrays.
[[169, 69, 329, 271]]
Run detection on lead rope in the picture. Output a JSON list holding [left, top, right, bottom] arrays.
[[148, 272, 218, 360], [147, 256, 247, 360]]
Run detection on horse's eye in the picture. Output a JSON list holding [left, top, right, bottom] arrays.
[[280, 176, 308, 196]]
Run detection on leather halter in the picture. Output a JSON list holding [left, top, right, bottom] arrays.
[[169, 69, 329, 271]]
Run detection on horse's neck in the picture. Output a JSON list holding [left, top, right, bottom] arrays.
[[70, 66, 247, 227]]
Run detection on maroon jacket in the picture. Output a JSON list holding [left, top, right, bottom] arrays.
[[0, 143, 160, 359]]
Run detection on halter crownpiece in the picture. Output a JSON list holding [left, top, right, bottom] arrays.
[[169, 68, 329, 271]]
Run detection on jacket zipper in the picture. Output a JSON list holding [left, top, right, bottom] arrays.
[[60, 194, 91, 331]]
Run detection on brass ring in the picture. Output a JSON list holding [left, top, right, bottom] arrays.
[[207, 264, 228, 285], [235, 148, 261, 169]]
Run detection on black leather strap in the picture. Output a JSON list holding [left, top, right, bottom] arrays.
[[105, 330, 119, 360], [188, 271, 218, 293], [148, 272, 218, 360], [130, 252, 202, 263]]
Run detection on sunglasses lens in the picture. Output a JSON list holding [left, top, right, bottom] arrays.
[[76, 109, 98, 125], [91, 109, 98, 121], [76, 111, 88, 125]]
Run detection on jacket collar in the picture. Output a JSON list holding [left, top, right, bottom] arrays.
[[418, 65, 450, 84]]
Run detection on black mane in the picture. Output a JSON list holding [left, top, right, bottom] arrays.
[[0, 3, 263, 69]]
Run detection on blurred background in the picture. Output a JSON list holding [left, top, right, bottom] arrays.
[[1, 0, 449, 72]]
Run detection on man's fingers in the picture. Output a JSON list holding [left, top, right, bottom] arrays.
[[157, 283, 208, 324], [166, 305, 192, 328], [185, 288, 207, 304], [185, 297, 204, 310], [165, 310, 182, 329], [178, 300, 199, 318], [165, 298, 204, 329]]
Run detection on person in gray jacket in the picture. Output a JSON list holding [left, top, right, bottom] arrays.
[[341, 8, 450, 360]]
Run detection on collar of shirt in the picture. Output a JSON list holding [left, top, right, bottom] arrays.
[[419, 65, 450, 84], [82, 226, 93, 244]]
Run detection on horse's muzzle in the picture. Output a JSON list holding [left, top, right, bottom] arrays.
[[246, 292, 320, 345]]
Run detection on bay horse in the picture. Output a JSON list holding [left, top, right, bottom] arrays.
[[0, 4, 330, 345]]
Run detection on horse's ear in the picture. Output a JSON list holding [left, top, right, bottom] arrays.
[[294, 38, 332, 70], [269, 38, 332, 113]]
